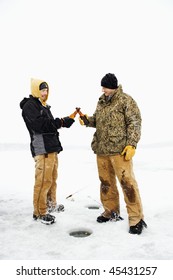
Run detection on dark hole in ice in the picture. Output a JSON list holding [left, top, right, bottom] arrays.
[[69, 229, 92, 238], [88, 205, 100, 210]]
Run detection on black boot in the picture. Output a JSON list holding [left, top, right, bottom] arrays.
[[129, 219, 147, 234], [33, 213, 56, 225], [48, 204, 64, 213], [97, 212, 123, 223], [97, 215, 110, 223], [33, 214, 38, 220]]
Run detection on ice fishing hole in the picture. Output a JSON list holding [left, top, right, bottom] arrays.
[[87, 205, 100, 210], [69, 228, 93, 238]]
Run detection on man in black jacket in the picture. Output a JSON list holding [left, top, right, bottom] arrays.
[[20, 78, 75, 225]]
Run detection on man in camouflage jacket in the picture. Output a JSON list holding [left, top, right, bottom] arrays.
[[79, 73, 147, 234]]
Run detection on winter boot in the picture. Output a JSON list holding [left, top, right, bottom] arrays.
[[48, 204, 64, 213], [97, 215, 110, 223], [129, 219, 147, 235], [33, 214, 38, 220], [33, 213, 56, 225], [39, 213, 56, 225], [97, 212, 123, 223]]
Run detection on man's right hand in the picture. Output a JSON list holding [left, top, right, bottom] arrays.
[[79, 115, 89, 125]]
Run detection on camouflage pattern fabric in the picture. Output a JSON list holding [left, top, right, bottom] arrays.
[[87, 85, 142, 155]]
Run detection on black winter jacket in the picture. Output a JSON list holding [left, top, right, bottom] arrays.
[[20, 95, 73, 157]]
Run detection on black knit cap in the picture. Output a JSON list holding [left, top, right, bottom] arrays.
[[39, 82, 48, 90], [101, 73, 118, 89]]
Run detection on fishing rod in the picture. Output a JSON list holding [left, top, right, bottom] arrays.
[[66, 186, 89, 199]]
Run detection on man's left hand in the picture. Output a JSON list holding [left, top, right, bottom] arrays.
[[121, 145, 135, 160], [62, 117, 75, 128]]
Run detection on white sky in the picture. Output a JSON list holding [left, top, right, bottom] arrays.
[[0, 0, 173, 145]]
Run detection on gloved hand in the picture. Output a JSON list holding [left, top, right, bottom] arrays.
[[121, 145, 135, 161], [62, 117, 75, 128], [79, 115, 89, 125]]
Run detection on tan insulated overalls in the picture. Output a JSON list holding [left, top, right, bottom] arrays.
[[97, 154, 144, 226], [33, 152, 58, 216]]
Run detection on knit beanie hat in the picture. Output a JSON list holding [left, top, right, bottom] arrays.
[[101, 73, 118, 89], [39, 82, 48, 90]]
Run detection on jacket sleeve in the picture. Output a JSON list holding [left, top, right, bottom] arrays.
[[124, 97, 142, 147], [86, 112, 96, 127], [87, 100, 102, 128], [22, 101, 62, 133]]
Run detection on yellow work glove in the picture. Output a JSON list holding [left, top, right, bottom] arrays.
[[79, 117, 84, 125], [121, 145, 135, 161], [79, 114, 89, 125]]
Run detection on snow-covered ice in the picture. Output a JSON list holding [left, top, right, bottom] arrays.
[[0, 139, 173, 260]]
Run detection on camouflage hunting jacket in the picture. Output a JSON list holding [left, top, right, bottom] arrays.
[[87, 85, 142, 156]]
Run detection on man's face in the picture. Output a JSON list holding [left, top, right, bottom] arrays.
[[102, 87, 115, 96], [40, 89, 48, 101]]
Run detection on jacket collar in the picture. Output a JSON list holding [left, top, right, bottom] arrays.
[[98, 85, 123, 104]]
